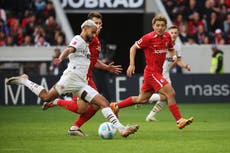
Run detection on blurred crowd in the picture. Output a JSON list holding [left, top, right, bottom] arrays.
[[0, 0, 66, 47], [162, 0, 230, 45]]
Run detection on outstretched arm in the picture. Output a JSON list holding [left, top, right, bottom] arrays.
[[94, 60, 123, 75], [53, 46, 75, 65], [175, 57, 191, 71], [127, 43, 138, 77]]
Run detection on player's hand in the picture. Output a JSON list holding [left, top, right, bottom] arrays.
[[127, 64, 135, 77], [185, 64, 191, 71], [107, 62, 123, 75], [53, 58, 62, 65], [172, 55, 177, 62]]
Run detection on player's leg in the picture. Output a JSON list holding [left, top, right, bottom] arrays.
[[145, 92, 167, 121], [79, 85, 139, 137], [92, 94, 139, 137], [68, 101, 99, 136], [111, 92, 152, 109], [110, 91, 152, 117], [6, 74, 59, 102], [159, 84, 193, 129], [146, 100, 167, 122]]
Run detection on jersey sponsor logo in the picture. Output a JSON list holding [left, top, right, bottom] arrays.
[[154, 49, 168, 54]]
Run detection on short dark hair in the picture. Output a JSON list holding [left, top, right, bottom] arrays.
[[87, 11, 102, 20]]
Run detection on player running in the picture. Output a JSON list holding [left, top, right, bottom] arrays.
[[110, 15, 193, 129], [145, 25, 191, 122], [6, 19, 139, 137], [42, 12, 123, 136]]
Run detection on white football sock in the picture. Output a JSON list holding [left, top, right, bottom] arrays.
[[23, 79, 45, 96], [149, 93, 160, 103], [147, 100, 167, 118], [101, 107, 125, 132]]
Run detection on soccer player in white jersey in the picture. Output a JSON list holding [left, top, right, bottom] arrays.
[[145, 25, 191, 122], [6, 19, 139, 137]]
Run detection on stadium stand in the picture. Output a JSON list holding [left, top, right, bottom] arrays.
[[0, 0, 66, 47], [161, 0, 230, 44]]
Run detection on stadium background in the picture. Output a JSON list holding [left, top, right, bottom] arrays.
[[0, 0, 230, 104]]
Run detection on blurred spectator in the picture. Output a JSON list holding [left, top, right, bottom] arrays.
[[184, 0, 200, 21], [0, 8, 7, 22], [21, 9, 32, 28], [43, 15, 59, 44], [54, 32, 66, 46], [210, 45, 224, 74], [25, 13, 37, 35], [0, 31, 6, 46], [49, 48, 68, 75], [0, 0, 66, 47], [194, 24, 209, 44], [33, 25, 46, 43], [5, 35, 16, 46], [42, 1, 55, 20], [219, 4, 228, 22], [187, 11, 205, 36], [34, 0, 46, 13], [203, 36, 211, 44], [212, 29, 225, 45], [0, 19, 10, 36], [8, 17, 20, 37], [35, 35, 50, 47], [224, 13, 230, 33], [179, 24, 189, 44], [173, 13, 186, 27], [185, 35, 197, 45], [14, 26, 25, 45], [207, 11, 222, 33], [23, 35, 33, 46], [202, 0, 215, 23]]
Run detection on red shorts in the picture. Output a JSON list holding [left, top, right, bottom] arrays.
[[141, 72, 168, 93]]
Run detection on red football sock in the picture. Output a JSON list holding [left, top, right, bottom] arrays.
[[73, 105, 98, 127], [117, 97, 133, 108], [56, 99, 78, 113], [168, 103, 182, 121]]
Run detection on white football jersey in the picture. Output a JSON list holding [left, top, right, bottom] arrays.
[[162, 42, 182, 83], [65, 35, 90, 79]]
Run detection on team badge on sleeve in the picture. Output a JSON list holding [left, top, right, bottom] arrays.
[[72, 41, 77, 45]]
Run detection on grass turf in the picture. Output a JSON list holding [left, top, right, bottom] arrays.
[[0, 103, 230, 153]]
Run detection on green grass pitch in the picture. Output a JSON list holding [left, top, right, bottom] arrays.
[[0, 103, 230, 153]]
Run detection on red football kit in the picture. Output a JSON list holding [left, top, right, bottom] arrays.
[[87, 36, 101, 90], [136, 31, 174, 92]]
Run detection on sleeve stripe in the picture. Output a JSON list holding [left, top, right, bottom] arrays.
[[135, 42, 141, 49]]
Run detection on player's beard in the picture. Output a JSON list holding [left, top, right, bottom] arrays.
[[86, 35, 93, 42]]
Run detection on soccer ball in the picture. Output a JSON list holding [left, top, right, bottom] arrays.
[[98, 122, 117, 139]]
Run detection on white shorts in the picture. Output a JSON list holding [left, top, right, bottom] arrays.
[[163, 72, 171, 84], [55, 70, 98, 103]]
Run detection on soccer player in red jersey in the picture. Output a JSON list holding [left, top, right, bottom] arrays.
[[42, 12, 124, 136], [110, 15, 193, 129]]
